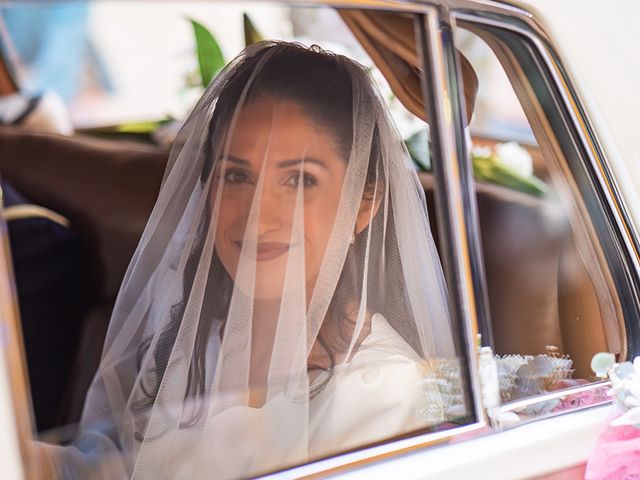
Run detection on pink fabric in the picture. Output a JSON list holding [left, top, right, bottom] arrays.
[[586, 411, 640, 479], [551, 379, 609, 413]]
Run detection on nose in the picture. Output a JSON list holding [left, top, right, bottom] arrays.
[[256, 185, 287, 237]]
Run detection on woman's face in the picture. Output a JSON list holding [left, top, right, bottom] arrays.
[[212, 97, 348, 300]]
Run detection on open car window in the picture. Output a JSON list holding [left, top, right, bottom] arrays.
[[0, 3, 488, 478]]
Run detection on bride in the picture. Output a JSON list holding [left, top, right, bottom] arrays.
[[37, 41, 457, 479]]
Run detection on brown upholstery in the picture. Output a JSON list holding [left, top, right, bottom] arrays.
[[558, 236, 614, 378], [467, 183, 567, 355], [0, 125, 167, 425], [0, 126, 166, 299], [419, 172, 615, 378]]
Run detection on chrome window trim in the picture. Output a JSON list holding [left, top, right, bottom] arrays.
[[261, 422, 485, 479], [415, 5, 487, 428], [496, 380, 610, 419], [0, 186, 36, 479], [319, 0, 638, 430]]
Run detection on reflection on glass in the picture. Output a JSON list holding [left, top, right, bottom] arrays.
[[455, 27, 624, 414], [27, 35, 469, 478]]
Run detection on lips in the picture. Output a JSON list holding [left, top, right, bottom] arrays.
[[234, 240, 292, 261]]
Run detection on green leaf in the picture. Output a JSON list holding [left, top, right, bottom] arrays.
[[190, 18, 226, 87], [116, 119, 172, 134], [405, 129, 430, 171], [402, 132, 547, 196], [77, 118, 172, 135], [243, 13, 263, 47], [471, 153, 547, 197]]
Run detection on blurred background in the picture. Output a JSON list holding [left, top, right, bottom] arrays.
[[0, 1, 533, 143]]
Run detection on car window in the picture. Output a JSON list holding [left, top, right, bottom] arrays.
[[0, 4, 482, 478], [451, 20, 638, 421]]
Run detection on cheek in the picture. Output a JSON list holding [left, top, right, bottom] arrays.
[[303, 189, 342, 277], [214, 215, 237, 278], [212, 193, 246, 279], [212, 182, 254, 234]]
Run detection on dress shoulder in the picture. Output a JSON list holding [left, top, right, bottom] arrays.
[[308, 314, 444, 458]]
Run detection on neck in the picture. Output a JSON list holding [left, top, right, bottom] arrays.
[[250, 298, 281, 342], [246, 298, 280, 407]]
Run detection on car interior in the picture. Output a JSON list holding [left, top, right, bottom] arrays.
[[0, 7, 625, 434]]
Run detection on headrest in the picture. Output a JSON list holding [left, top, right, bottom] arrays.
[[0, 126, 167, 298]]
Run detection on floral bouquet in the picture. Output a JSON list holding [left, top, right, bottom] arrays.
[[585, 353, 640, 479], [495, 352, 574, 402]]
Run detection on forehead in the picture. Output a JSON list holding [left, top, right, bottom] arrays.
[[224, 97, 343, 164]]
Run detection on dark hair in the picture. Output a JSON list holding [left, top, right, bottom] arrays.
[[134, 42, 400, 433]]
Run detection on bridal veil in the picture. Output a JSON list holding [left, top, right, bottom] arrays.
[[72, 40, 456, 479]]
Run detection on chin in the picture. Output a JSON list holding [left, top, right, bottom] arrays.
[[253, 271, 290, 300]]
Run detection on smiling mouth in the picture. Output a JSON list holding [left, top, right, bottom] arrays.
[[234, 241, 292, 261]]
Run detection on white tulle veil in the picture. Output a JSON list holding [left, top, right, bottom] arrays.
[[74, 40, 455, 479]]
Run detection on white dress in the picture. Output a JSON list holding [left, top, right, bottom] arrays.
[[36, 314, 444, 480], [140, 314, 443, 479]]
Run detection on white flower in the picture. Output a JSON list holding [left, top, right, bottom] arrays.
[[489, 410, 520, 429], [495, 142, 533, 177], [591, 352, 616, 378], [622, 393, 640, 408], [623, 377, 640, 400], [611, 406, 640, 427], [497, 354, 531, 374], [479, 347, 500, 409], [472, 145, 492, 159]]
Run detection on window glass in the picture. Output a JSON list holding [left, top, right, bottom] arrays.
[[0, 4, 478, 477], [453, 25, 626, 413]]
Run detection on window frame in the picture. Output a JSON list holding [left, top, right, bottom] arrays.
[[449, 3, 640, 420], [0, 188, 34, 479]]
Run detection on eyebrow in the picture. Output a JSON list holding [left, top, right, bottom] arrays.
[[277, 158, 328, 170], [222, 155, 328, 170], [224, 155, 250, 166]]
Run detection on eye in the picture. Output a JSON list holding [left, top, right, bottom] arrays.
[[223, 169, 250, 184], [285, 172, 317, 188]]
